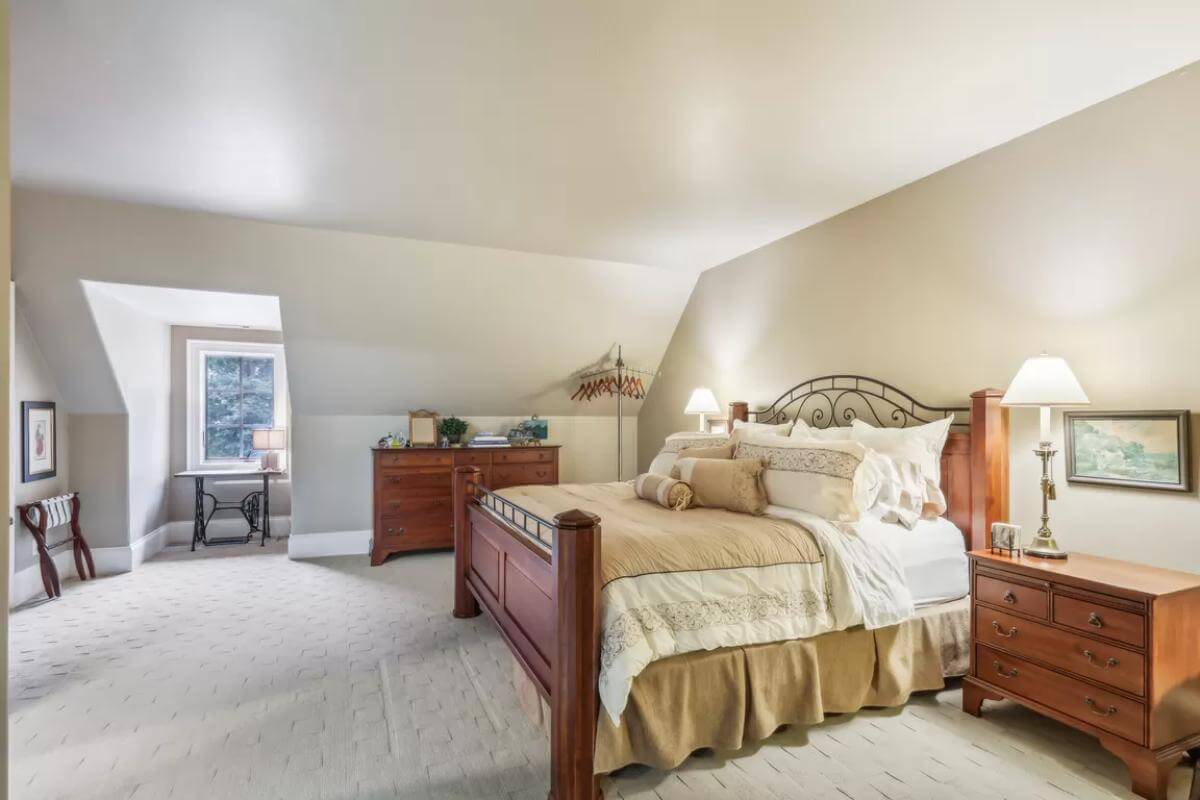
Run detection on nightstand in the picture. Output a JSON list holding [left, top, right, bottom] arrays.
[[965, 550, 1200, 800]]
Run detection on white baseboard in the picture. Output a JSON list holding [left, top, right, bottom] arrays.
[[288, 529, 371, 559], [10, 549, 77, 608], [165, 516, 292, 546]]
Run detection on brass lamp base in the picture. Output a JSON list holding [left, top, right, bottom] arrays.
[[1026, 443, 1068, 559]]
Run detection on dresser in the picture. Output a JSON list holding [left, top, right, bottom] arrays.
[[371, 445, 560, 566], [965, 550, 1200, 800]]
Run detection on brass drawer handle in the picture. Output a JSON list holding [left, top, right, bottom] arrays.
[[1082, 650, 1119, 670], [991, 621, 1018, 639], [386, 527, 405, 535], [1088, 612, 1104, 628], [992, 660, 1019, 679], [1003, 590, 1016, 604], [1084, 697, 1117, 717]]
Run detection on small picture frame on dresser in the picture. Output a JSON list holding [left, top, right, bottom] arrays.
[[989, 522, 1021, 556]]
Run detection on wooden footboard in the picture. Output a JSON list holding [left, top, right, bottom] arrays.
[[453, 466, 602, 800]]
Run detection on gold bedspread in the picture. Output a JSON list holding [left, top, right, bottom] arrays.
[[512, 596, 970, 774], [492, 482, 823, 586]]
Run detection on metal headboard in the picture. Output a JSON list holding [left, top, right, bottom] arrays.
[[745, 375, 969, 430]]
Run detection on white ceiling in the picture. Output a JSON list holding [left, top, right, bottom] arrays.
[[13, 2, 1200, 272], [81, 281, 282, 330]]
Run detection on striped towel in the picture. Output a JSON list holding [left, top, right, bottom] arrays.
[[35, 494, 75, 529]]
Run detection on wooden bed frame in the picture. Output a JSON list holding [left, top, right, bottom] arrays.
[[453, 377, 1010, 799]]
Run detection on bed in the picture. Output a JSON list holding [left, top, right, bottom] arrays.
[[451, 376, 1010, 799]]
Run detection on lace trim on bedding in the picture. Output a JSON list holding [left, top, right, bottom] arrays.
[[735, 443, 860, 480], [600, 589, 827, 668], [662, 435, 731, 453]]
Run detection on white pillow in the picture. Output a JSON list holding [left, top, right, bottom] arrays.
[[790, 419, 854, 441], [734, 433, 888, 522], [869, 457, 947, 529], [732, 419, 793, 437], [647, 452, 678, 476], [849, 417, 953, 489]]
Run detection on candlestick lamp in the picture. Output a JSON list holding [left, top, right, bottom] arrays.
[[1000, 353, 1089, 559]]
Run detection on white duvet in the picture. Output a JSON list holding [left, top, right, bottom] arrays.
[[598, 505, 915, 724]]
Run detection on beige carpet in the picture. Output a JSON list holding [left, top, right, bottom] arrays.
[[9, 541, 1193, 799]]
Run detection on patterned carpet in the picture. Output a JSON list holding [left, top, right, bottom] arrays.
[[8, 541, 1193, 799]]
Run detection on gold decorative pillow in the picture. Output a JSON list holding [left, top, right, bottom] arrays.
[[674, 443, 734, 462], [672, 457, 768, 515], [633, 473, 694, 511]]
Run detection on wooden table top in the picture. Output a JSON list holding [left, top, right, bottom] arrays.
[[174, 469, 286, 478], [970, 549, 1200, 598]]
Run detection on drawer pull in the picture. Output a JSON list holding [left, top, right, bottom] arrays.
[[991, 621, 1018, 639], [387, 527, 404, 535], [1082, 650, 1119, 670], [1084, 697, 1118, 717], [1088, 612, 1105, 628], [1002, 590, 1016, 604], [992, 660, 1019, 679]]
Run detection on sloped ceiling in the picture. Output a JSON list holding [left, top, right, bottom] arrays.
[[13, 2, 1200, 272], [14, 189, 693, 417]]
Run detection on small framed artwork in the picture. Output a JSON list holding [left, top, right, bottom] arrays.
[[706, 419, 729, 435], [990, 522, 1021, 556], [1064, 410, 1191, 492], [408, 409, 440, 447], [22, 401, 58, 482]]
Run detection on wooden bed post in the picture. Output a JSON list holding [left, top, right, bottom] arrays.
[[550, 509, 602, 800], [453, 466, 481, 619], [728, 401, 749, 430], [969, 389, 1009, 551]]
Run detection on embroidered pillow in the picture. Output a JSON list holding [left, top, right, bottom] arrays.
[[675, 443, 734, 461], [672, 457, 768, 515], [849, 417, 953, 489], [633, 473, 694, 511], [733, 433, 887, 521], [648, 432, 733, 476]]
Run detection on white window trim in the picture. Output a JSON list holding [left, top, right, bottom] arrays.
[[186, 339, 289, 470]]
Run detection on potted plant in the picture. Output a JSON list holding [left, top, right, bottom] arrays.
[[439, 416, 469, 446]]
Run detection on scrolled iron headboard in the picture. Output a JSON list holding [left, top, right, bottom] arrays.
[[741, 375, 969, 430]]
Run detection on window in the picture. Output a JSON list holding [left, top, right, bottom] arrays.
[[187, 340, 288, 468]]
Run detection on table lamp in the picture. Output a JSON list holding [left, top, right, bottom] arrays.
[[252, 428, 288, 471], [684, 388, 720, 432], [1001, 353, 1089, 559]]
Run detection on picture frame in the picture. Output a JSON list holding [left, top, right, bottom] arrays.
[[989, 522, 1021, 556], [22, 401, 58, 482], [1064, 410, 1191, 492], [706, 419, 729, 435], [408, 409, 440, 447]]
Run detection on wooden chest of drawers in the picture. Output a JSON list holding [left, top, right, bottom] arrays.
[[371, 445, 559, 566], [965, 550, 1200, 800]]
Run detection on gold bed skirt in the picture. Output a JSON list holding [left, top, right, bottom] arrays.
[[512, 595, 970, 774]]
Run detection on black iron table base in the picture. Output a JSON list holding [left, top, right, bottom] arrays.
[[175, 470, 277, 550]]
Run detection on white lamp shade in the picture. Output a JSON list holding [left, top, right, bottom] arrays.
[[684, 387, 720, 416], [252, 428, 288, 451], [1001, 354, 1090, 407]]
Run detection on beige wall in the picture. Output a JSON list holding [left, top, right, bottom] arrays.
[[2, 5, 12, 792], [639, 64, 1200, 572], [167, 325, 292, 523], [82, 285, 171, 546], [10, 304, 69, 571]]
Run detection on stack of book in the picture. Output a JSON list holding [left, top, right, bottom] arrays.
[[468, 433, 511, 448]]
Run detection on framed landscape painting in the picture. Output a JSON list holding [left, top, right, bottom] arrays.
[[22, 401, 57, 482], [1064, 410, 1191, 492]]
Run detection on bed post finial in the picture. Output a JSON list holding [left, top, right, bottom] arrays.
[[970, 389, 1010, 551], [550, 509, 603, 800], [453, 466, 482, 619], [729, 401, 749, 431]]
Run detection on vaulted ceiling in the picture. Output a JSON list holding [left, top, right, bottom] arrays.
[[13, 2, 1200, 272]]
